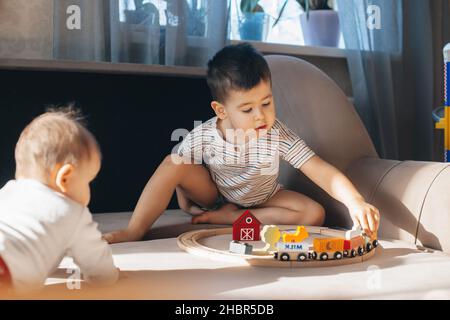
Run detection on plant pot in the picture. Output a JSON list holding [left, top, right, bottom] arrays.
[[239, 12, 269, 41], [119, 22, 160, 64], [300, 10, 340, 47]]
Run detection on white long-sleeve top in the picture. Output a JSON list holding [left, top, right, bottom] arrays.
[[0, 179, 119, 292]]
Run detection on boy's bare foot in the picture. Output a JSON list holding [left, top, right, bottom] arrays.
[[176, 186, 206, 216], [186, 204, 205, 215], [191, 203, 241, 225]]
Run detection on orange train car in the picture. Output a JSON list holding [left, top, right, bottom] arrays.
[[312, 238, 345, 260]]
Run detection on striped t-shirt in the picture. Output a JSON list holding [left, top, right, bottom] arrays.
[[176, 117, 315, 207]]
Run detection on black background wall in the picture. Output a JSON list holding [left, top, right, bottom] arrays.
[[0, 69, 214, 213]]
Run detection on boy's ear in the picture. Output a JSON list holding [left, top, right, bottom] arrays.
[[55, 164, 75, 193], [211, 101, 227, 120]]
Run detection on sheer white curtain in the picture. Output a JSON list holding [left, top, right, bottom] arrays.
[[0, 0, 53, 59], [53, 0, 108, 61], [109, 0, 230, 66], [337, 0, 402, 160], [52, 0, 230, 67]]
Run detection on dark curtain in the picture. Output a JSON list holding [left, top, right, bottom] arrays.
[[338, 0, 450, 161]]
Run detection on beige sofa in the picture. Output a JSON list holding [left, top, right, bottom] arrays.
[[266, 55, 450, 253], [37, 55, 450, 299]]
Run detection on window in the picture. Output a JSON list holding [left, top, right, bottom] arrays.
[[228, 0, 345, 48]]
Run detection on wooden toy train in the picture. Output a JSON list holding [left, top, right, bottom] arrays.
[[271, 225, 378, 262], [230, 210, 378, 261]]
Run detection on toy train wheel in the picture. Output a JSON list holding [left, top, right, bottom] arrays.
[[372, 240, 379, 248], [334, 252, 343, 260], [320, 253, 328, 261], [343, 250, 349, 257], [309, 252, 318, 260], [280, 253, 290, 261], [297, 253, 307, 262], [357, 247, 364, 256], [366, 243, 373, 252], [350, 249, 357, 257]]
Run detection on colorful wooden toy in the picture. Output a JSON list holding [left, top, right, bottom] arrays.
[[229, 240, 253, 255], [436, 43, 450, 161], [232, 210, 261, 241], [177, 225, 378, 268], [282, 225, 308, 243], [267, 225, 378, 262], [260, 225, 281, 252]]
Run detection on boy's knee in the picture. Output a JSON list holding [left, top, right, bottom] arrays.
[[306, 202, 325, 226], [163, 154, 187, 168]]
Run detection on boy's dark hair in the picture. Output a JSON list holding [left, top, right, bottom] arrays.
[[207, 43, 271, 103]]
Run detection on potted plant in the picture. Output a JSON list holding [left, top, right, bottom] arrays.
[[123, 0, 159, 25], [296, 0, 340, 47], [187, 0, 206, 37], [121, 0, 160, 64], [238, 0, 269, 41]]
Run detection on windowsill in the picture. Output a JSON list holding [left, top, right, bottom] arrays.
[[0, 38, 348, 77], [0, 58, 207, 78], [229, 40, 347, 59]]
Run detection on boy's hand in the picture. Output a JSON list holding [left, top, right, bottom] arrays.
[[347, 199, 380, 237]]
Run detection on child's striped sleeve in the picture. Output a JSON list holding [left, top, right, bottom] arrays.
[[274, 119, 316, 169]]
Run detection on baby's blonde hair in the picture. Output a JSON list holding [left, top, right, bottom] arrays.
[[15, 105, 101, 179]]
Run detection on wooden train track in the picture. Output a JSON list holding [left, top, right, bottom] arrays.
[[177, 226, 377, 268]]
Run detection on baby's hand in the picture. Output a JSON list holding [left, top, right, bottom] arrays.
[[102, 229, 134, 244], [347, 199, 380, 237], [118, 269, 131, 280]]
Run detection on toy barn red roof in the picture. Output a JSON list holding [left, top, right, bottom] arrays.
[[233, 210, 261, 226]]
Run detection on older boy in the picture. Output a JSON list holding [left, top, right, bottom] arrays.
[[0, 108, 119, 293], [104, 43, 379, 244]]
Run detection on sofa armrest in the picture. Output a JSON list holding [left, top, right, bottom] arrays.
[[346, 157, 450, 252]]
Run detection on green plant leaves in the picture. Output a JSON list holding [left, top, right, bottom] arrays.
[[272, 0, 289, 28], [296, 0, 332, 20], [240, 0, 264, 13]]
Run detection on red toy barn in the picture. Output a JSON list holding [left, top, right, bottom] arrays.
[[232, 210, 261, 241]]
